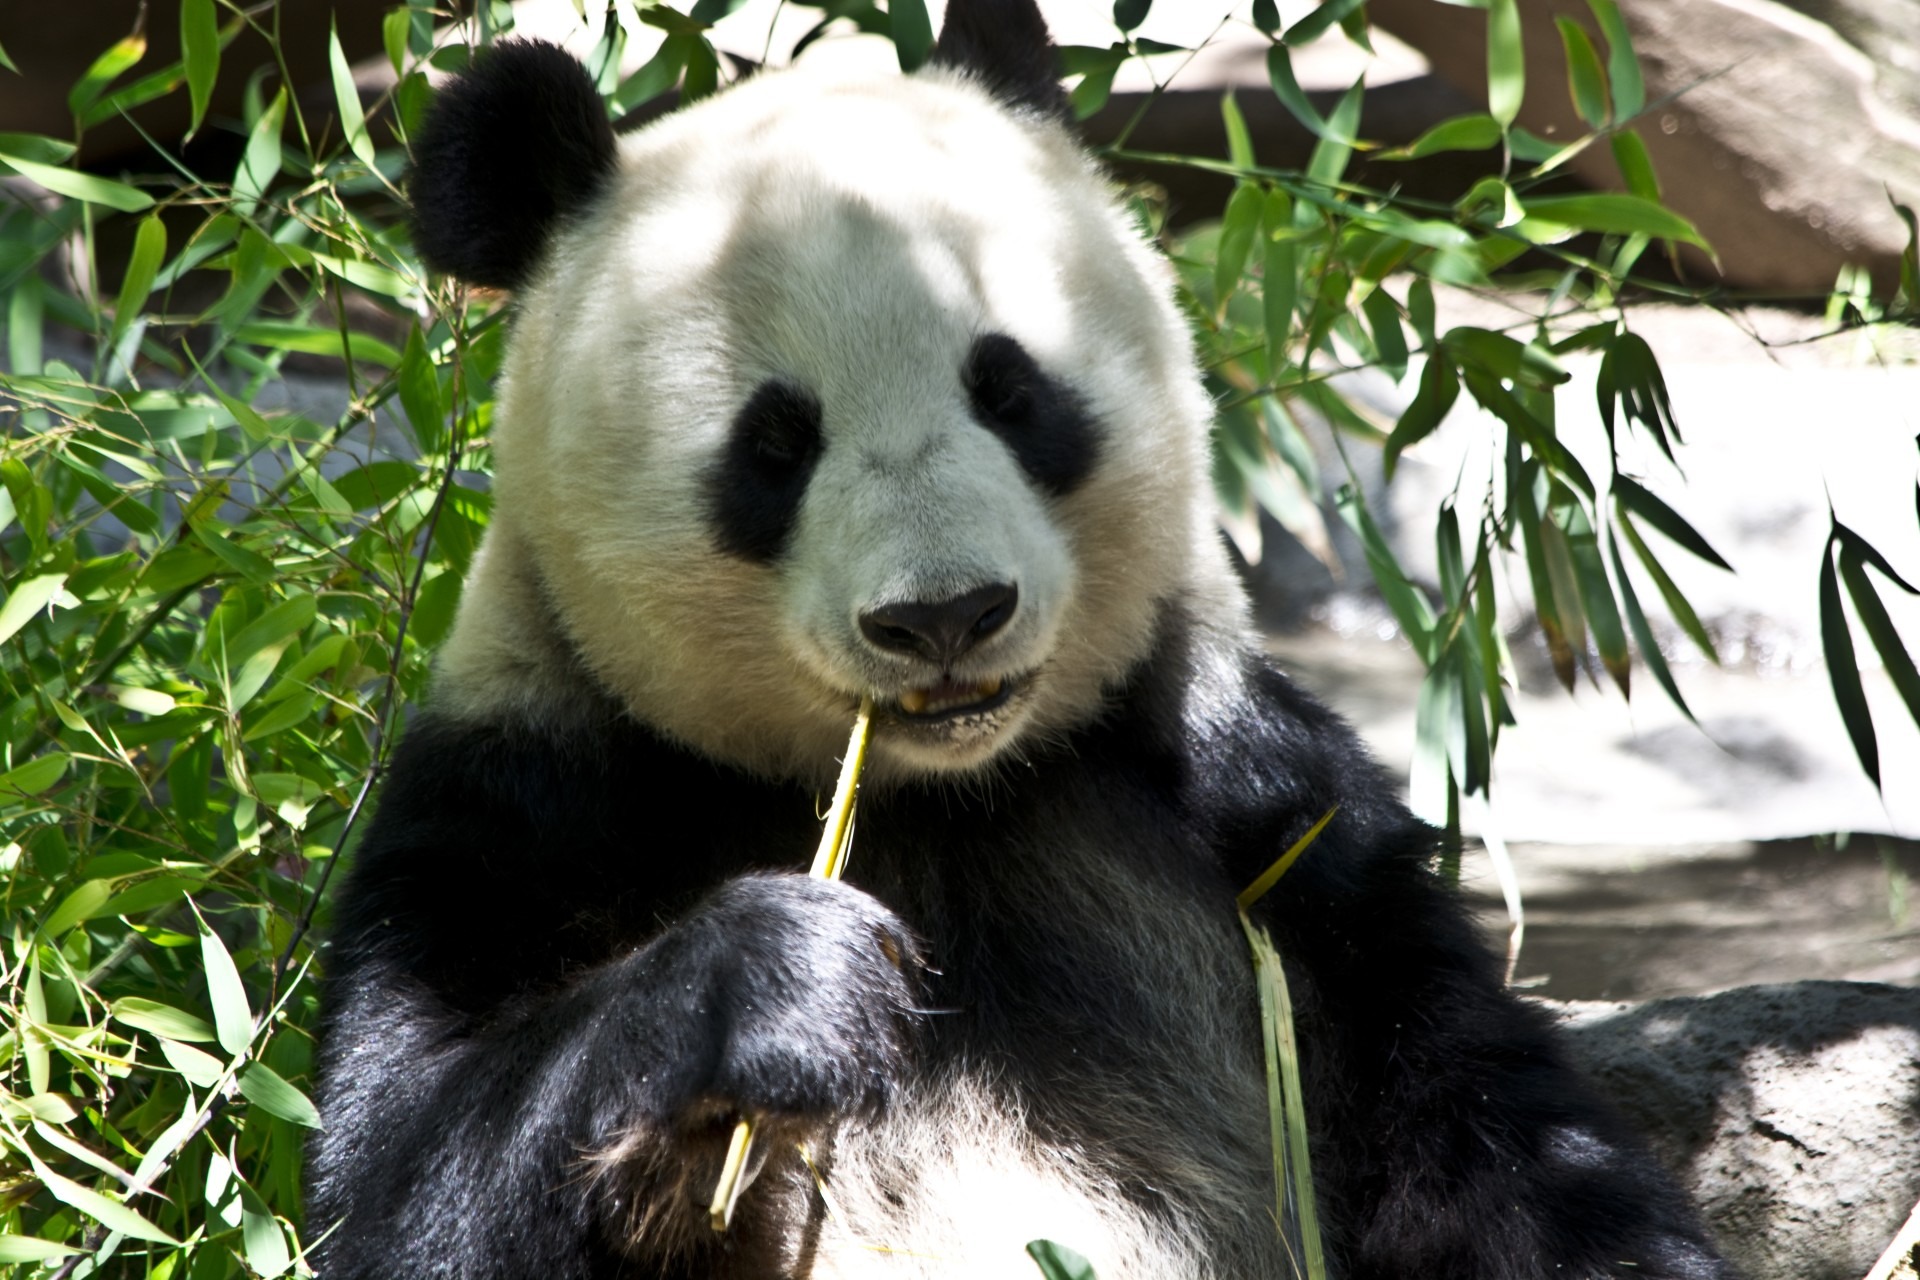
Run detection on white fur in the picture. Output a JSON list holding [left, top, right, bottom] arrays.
[[436, 62, 1246, 784]]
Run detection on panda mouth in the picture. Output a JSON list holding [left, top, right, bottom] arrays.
[[892, 674, 1015, 721]]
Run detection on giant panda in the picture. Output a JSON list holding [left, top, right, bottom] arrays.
[[307, 3, 1736, 1277]]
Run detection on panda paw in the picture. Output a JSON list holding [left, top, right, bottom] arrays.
[[637, 873, 922, 1124]]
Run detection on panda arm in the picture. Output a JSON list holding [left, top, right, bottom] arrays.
[[306, 717, 918, 1278], [1221, 664, 1732, 1280]]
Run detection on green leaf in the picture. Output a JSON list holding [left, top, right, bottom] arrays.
[[1821, 538, 1879, 787], [1027, 1240, 1098, 1280], [1307, 76, 1366, 185], [1586, 0, 1644, 118], [191, 525, 275, 583], [26, 1150, 178, 1245], [199, 916, 254, 1056], [239, 1062, 323, 1128], [1262, 189, 1298, 375], [0, 1237, 82, 1264], [1610, 129, 1660, 200], [1615, 507, 1718, 661], [1519, 193, 1706, 247], [1113, 0, 1151, 33], [0, 149, 152, 211], [1612, 476, 1730, 570], [1833, 520, 1920, 595], [233, 318, 403, 368], [1335, 485, 1436, 655], [242, 1196, 293, 1279], [0, 571, 68, 645], [41, 877, 112, 937], [1554, 18, 1610, 127], [161, 1037, 226, 1087], [1266, 45, 1360, 147], [1840, 545, 1920, 731], [330, 22, 378, 169], [1609, 530, 1695, 721], [1221, 92, 1254, 171], [182, 0, 219, 135], [1284, 0, 1368, 48], [1383, 354, 1458, 479], [1380, 113, 1503, 161], [891, 0, 935, 71], [1486, 0, 1523, 126], [615, 34, 693, 112], [1214, 183, 1263, 310], [1561, 501, 1629, 695], [111, 213, 167, 350], [0, 750, 67, 800], [68, 32, 146, 116], [1362, 286, 1408, 380], [233, 87, 288, 210], [114, 996, 218, 1044]]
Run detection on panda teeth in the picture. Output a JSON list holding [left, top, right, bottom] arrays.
[[898, 676, 1004, 717]]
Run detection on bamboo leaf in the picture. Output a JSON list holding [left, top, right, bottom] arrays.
[[239, 1062, 323, 1128], [1113, 0, 1151, 32], [1839, 547, 1920, 731], [68, 32, 146, 116], [1563, 502, 1630, 696], [1610, 530, 1695, 721], [0, 571, 69, 645], [1267, 46, 1360, 147], [234, 87, 288, 211], [1820, 539, 1879, 787], [1586, 0, 1645, 118], [1285, 0, 1368, 48], [1518, 193, 1706, 248], [1215, 183, 1264, 310], [1612, 476, 1730, 569], [1307, 76, 1366, 185], [1222, 92, 1254, 171], [26, 1151, 178, 1245], [1555, 18, 1609, 127], [1263, 189, 1298, 375], [1486, 0, 1524, 126], [1615, 508, 1719, 661], [1610, 129, 1660, 200], [198, 913, 255, 1057], [329, 21, 377, 169], [1380, 113, 1503, 161], [114, 997, 218, 1044], [0, 150, 152, 211], [891, 0, 934, 71], [1383, 354, 1458, 480], [182, 0, 219, 135], [111, 214, 167, 351]]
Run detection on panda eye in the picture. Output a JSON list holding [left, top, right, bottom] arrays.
[[739, 380, 823, 470], [963, 333, 1039, 425]]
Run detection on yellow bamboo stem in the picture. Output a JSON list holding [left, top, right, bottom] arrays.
[[708, 696, 876, 1232]]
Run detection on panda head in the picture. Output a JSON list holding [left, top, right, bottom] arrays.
[[415, 0, 1245, 784]]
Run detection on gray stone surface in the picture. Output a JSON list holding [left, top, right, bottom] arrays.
[[1559, 983, 1920, 1280]]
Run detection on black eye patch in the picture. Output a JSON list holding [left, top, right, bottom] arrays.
[[706, 379, 824, 563], [962, 333, 1099, 496]]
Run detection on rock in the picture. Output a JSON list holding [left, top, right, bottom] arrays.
[[1368, 0, 1920, 294], [1557, 982, 1920, 1280]]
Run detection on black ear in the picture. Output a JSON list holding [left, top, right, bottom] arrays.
[[929, 0, 1069, 120], [408, 40, 618, 290]]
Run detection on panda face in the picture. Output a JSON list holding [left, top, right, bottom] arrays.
[[437, 65, 1238, 783]]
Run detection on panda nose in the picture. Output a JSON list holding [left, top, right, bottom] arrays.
[[859, 583, 1018, 665]]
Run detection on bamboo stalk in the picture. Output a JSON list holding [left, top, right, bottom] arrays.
[[708, 696, 876, 1232]]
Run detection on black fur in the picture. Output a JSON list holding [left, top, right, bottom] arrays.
[[408, 40, 618, 290], [706, 378, 826, 563], [963, 333, 1100, 497], [930, 0, 1071, 119], [308, 608, 1734, 1279]]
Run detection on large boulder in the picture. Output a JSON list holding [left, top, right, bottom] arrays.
[[1560, 982, 1920, 1280], [1368, 0, 1920, 294]]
